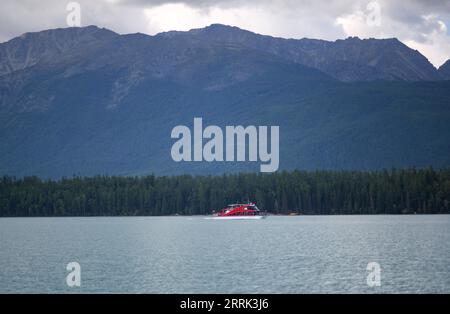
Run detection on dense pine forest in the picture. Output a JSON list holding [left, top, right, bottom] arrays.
[[0, 168, 449, 217]]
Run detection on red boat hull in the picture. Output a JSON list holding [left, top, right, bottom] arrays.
[[212, 203, 265, 218]]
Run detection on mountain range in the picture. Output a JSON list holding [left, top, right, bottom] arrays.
[[0, 24, 449, 178]]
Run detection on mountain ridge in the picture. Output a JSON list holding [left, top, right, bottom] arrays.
[[0, 24, 445, 81], [157, 23, 441, 81]]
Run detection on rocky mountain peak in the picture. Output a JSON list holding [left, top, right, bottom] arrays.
[[0, 26, 117, 76]]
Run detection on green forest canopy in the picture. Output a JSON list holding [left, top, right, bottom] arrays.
[[0, 168, 449, 217]]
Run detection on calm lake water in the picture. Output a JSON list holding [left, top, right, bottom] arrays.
[[0, 215, 449, 293]]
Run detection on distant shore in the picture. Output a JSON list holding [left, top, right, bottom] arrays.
[[1, 168, 449, 217]]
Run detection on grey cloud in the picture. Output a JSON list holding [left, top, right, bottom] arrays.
[[119, 0, 260, 8]]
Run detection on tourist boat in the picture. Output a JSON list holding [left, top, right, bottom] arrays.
[[207, 203, 266, 220]]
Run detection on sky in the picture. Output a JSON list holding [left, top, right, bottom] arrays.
[[1, 0, 449, 68]]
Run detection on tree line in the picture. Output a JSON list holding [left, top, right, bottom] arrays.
[[0, 168, 449, 217]]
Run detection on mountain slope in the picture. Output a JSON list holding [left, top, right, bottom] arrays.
[[439, 59, 450, 79], [0, 25, 449, 178]]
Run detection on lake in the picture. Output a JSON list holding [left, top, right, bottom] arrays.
[[0, 215, 449, 293]]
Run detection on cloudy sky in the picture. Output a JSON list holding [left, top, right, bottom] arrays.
[[1, 0, 449, 67]]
